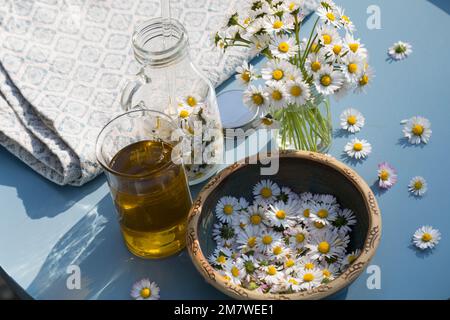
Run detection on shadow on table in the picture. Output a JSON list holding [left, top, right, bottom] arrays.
[[26, 195, 227, 300], [0, 148, 105, 219], [428, 0, 450, 14]]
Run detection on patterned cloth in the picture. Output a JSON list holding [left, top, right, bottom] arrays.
[[0, 0, 318, 186]]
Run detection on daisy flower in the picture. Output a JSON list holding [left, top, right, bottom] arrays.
[[408, 176, 428, 197], [283, 256, 299, 275], [412, 226, 441, 250], [337, 7, 355, 32], [377, 162, 398, 189], [324, 40, 345, 62], [314, 65, 344, 95], [208, 247, 233, 267], [223, 260, 245, 286], [248, 34, 271, 56], [236, 227, 260, 253], [268, 243, 290, 262], [297, 200, 313, 223], [212, 222, 236, 247], [261, 59, 290, 83], [277, 186, 299, 203], [256, 115, 280, 130], [317, 25, 340, 46], [298, 256, 318, 271], [215, 196, 240, 224], [320, 262, 340, 282], [332, 208, 356, 234], [259, 264, 284, 285], [344, 138, 372, 160], [240, 203, 267, 231], [310, 202, 338, 226], [343, 33, 367, 58], [269, 35, 296, 59], [239, 254, 260, 281], [316, 5, 340, 28], [318, 194, 338, 206], [286, 79, 311, 106], [340, 249, 361, 267], [235, 61, 256, 86], [354, 64, 374, 94], [283, 276, 302, 292], [388, 41, 412, 61], [282, 0, 303, 13], [340, 108, 365, 133], [177, 105, 194, 120], [297, 268, 324, 290], [243, 85, 270, 113], [267, 200, 298, 228], [266, 81, 289, 109], [287, 225, 310, 251], [342, 52, 364, 83], [253, 179, 281, 203], [402, 116, 432, 145], [263, 14, 294, 34], [179, 94, 202, 108], [305, 51, 326, 75], [130, 278, 160, 300], [258, 229, 283, 252], [307, 230, 349, 261]]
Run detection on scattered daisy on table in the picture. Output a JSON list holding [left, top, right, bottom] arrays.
[[377, 162, 398, 189], [402, 116, 432, 145], [344, 138, 372, 159], [340, 108, 365, 133], [388, 41, 413, 61], [408, 176, 428, 197], [412, 226, 441, 250], [130, 279, 160, 300]]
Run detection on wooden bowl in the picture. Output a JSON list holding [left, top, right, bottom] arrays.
[[186, 151, 381, 300]]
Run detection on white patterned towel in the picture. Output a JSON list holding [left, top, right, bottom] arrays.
[[0, 0, 318, 186]]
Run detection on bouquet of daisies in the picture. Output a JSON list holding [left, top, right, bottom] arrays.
[[210, 179, 360, 293], [215, 0, 373, 151]]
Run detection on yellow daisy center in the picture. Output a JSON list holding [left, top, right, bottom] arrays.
[[333, 44, 342, 55], [342, 15, 350, 23], [311, 61, 321, 72], [296, 233, 305, 243], [290, 85, 302, 97], [353, 142, 363, 151], [303, 209, 310, 218], [278, 42, 290, 53], [320, 75, 332, 86], [323, 269, 331, 277], [412, 124, 424, 136], [216, 255, 227, 264], [347, 115, 357, 125], [243, 17, 251, 25], [322, 34, 332, 45], [272, 69, 284, 80], [314, 221, 325, 229], [349, 43, 359, 52], [260, 187, 272, 198], [262, 235, 273, 245], [304, 262, 314, 270], [250, 214, 262, 225], [186, 96, 197, 107], [252, 93, 264, 106], [267, 266, 277, 276], [326, 12, 336, 21], [275, 210, 286, 219], [231, 266, 240, 277], [273, 246, 282, 255], [421, 233, 432, 242], [414, 180, 423, 190], [285, 259, 295, 268], [223, 204, 234, 215], [247, 236, 257, 248], [318, 241, 330, 254], [289, 2, 296, 10], [348, 63, 358, 74], [317, 209, 329, 219], [140, 288, 151, 298], [241, 71, 251, 83], [273, 20, 283, 29], [359, 74, 369, 86], [179, 110, 190, 118], [303, 273, 314, 282], [289, 278, 299, 285], [271, 90, 283, 101], [380, 170, 389, 181]]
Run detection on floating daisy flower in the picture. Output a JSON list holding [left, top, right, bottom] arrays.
[[283, 256, 299, 275], [388, 41, 412, 61], [340, 108, 365, 133], [283, 276, 302, 292], [236, 227, 260, 253], [253, 179, 281, 203], [266, 81, 289, 109], [310, 202, 338, 226], [268, 243, 290, 262], [240, 203, 267, 231], [235, 61, 256, 86], [261, 59, 290, 83], [212, 222, 236, 247], [269, 35, 296, 59], [286, 79, 311, 106], [258, 229, 283, 252], [377, 162, 398, 189], [259, 264, 284, 285], [208, 247, 233, 267], [412, 226, 441, 250], [267, 200, 298, 228], [402, 116, 432, 145], [408, 176, 428, 197], [277, 186, 299, 203], [297, 268, 324, 290], [287, 225, 310, 251], [314, 65, 344, 96], [341, 249, 361, 267], [215, 196, 240, 224], [332, 208, 356, 234], [344, 138, 372, 159], [243, 85, 269, 113], [223, 260, 245, 285], [130, 278, 160, 300], [307, 230, 348, 261]]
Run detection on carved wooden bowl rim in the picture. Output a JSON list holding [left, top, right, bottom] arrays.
[[186, 150, 382, 300]]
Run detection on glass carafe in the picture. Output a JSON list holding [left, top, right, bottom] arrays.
[[121, 18, 224, 185]]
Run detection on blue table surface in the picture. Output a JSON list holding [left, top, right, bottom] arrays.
[[1, 0, 450, 300]]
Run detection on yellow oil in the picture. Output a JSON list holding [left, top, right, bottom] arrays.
[[109, 140, 192, 258]]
